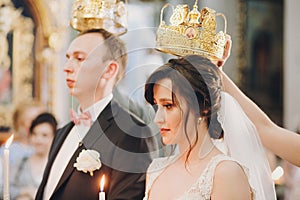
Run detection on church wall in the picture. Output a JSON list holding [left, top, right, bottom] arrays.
[[283, 0, 300, 130]]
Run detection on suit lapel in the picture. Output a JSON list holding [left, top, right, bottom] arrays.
[[36, 122, 74, 200], [48, 122, 74, 163], [84, 101, 117, 150], [51, 101, 117, 195], [51, 143, 85, 194]]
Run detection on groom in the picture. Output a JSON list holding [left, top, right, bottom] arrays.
[[35, 29, 157, 200]]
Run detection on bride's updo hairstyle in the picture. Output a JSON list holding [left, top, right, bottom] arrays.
[[145, 55, 224, 149]]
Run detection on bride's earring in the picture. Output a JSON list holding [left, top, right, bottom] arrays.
[[198, 117, 203, 124]]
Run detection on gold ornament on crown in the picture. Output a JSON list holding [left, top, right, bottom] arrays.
[[70, 0, 127, 35], [156, 0, 227, 60]]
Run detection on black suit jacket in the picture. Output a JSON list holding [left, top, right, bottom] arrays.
[[35, 100, 157, 200]]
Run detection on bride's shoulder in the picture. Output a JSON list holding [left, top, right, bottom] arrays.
[[211, 154, 249, 179], [212, 156, 252, 198], [214, 159, 248, 178]]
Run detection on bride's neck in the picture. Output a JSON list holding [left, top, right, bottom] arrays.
[[178, 127, 214, 164]]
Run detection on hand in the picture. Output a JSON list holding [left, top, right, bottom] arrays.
[[216, 34, 232, 69]]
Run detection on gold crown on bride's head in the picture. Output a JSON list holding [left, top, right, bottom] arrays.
[[70, 0, 128, 35], [156, 0, 227, 60]]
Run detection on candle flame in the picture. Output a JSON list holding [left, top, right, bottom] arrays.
[[5, 134, 14, 148], [100, 175, 105, 192]]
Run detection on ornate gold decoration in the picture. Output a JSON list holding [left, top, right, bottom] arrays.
[[0, 0, 22, 71], [156, 0, 227, 60], [70, 0, 128, 35], [0, 0, 34, 127]]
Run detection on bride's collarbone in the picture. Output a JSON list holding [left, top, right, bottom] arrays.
[[149, 160, 208, 199]]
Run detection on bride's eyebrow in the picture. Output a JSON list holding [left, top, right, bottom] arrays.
[[157, 98, 173, 103], [161, 98, 172, 101]]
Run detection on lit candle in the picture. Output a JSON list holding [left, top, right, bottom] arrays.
[[3, 134, 14, 200], [99, 175, 105, 200], [272, 166, 284, 185]]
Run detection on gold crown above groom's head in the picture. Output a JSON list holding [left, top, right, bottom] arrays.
[[70, 0, 128, 35]]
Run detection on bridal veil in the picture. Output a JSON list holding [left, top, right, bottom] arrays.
[[216, 92, 276, 199]]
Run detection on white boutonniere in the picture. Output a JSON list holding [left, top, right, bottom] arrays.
[[74, 149, 102, 176]]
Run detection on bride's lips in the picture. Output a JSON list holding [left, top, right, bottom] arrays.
[[66, 78, 75, 88], [160, 128, 170, 135]]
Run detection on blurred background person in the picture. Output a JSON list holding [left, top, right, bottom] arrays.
[[10, 112, 57, 200], [0, 101, 45, 198], [0, 101, 45, 164], [282, 128, 300, 200], [283, 161, 300, 200]]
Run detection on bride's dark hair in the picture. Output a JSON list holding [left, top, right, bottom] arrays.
[[145, 55, 224, 160]]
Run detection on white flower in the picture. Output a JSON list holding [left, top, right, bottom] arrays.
[[74, 149, 102, 176]]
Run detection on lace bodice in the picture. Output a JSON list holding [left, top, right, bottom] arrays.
[[143, 154, 253, 200]]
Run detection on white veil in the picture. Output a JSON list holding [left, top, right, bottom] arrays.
[[216, 92, 276, 200]]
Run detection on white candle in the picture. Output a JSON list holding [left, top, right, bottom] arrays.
[[3, 134, 14, 200], [99, 191, 105, 200], [99, 175, 105, 200]]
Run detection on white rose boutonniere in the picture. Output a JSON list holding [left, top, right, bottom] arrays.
[[74, 149, 102, 176]]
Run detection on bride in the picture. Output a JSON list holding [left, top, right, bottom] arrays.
[[143, 55, 276, 199]]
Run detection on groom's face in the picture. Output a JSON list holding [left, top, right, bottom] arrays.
[[64, 33, 109, 98]]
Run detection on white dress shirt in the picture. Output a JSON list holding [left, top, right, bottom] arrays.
[[43, 94, 113, 199]]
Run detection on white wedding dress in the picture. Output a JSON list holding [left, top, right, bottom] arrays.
[[143, 154, 253, 200], [143, 92, 276, 200]]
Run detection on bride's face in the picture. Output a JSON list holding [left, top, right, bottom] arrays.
[[153, 78, 195, 146]]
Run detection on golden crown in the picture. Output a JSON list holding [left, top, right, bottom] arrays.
[[156, 1, 227, 60], [70, 0, 127, 35]]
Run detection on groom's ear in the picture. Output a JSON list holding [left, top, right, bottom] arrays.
[[101, 61, 119, 80]]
